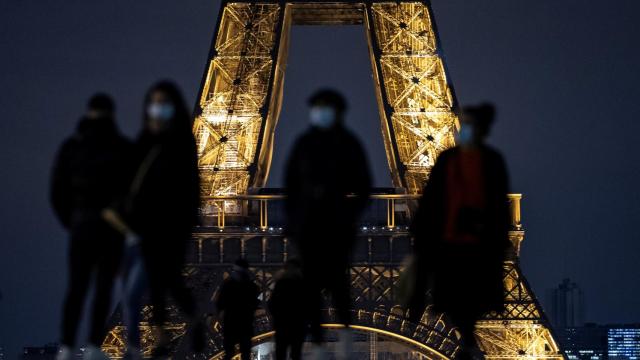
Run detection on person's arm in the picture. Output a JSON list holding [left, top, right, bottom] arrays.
[[101, 208, 132, 235], [215, 281, 228, 314], [253, 283, 261, 310], [410, 150, 448, 250], [351, 138, 372, 212], [182, 142, 201, 228], [50, 141, 73, 229], [284, 139, 304, 225], [493, 151, 512, 253]]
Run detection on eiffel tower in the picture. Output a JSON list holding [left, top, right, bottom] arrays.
[[102, 1, 564, 359]]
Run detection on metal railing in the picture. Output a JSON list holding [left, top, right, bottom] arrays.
[[200, 193, 523, 231], [200, 193, 421, 230]]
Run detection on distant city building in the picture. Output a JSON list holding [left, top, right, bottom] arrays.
[[608, 326, 640, 360], [561, 323, 608, 360], [21, 344, 84, 360], [550, 278, 585, 329], [22, 343, 59, 360], [559, 324, 640, 360]]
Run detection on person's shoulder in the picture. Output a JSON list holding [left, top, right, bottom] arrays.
[[291, 130, 317, 151], [59, 134, 81, 154], [480, 144, 506, 163], [115, 132, 133, 146], [293, 132, 307, 146], [251, 279, 260, 290], [440, 147, 457, 156], [340, 126, 359, 140], [107, 133, 132, 153], [437, 146, 457, 161], [338, 127, 365, 150]]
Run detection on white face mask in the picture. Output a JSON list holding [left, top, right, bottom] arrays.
[[456, 123, 475, 145], [309, 106, 337, 129], [147, 103, 175, 122]]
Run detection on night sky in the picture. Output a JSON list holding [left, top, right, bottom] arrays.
[[1, 0, 640, 357]]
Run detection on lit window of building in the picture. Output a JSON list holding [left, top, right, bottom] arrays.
[[608, 327, 640, 360]]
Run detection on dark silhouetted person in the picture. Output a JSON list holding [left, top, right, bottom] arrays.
[[102, 81, 204, 357], [410, 103, 511, 360], [216, 259, 260, 360], [268, 259, 307, 360], [284, 89, 372, 357], [51, 94, 131, 360]]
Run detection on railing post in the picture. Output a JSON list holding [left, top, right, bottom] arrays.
[[217, 200, 225, 228], [507, 193, 524, 258], [387, 198, 395, 228], [219, 238, 224, 263], [283, 238, 288, 262], [259, 199, 268, 229], [507, 194, 522, 230]]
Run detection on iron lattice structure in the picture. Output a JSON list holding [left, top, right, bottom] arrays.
[[102, 208, 563, 360], [193, 0, 458, 200], [103, 1, 564, 359]]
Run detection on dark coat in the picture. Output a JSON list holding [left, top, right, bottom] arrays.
[[216, 269, 260, 334], [410, 145, 511, 317], [284, 125, 372, 261], [51, 116, 132, 230], [122, 130, 200, 241], [268, 269, 307, 332]]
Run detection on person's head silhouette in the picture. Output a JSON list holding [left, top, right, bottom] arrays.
[[143, 80, 190, 136], [234, 258, 250, 270], [307, 88, 347, 130], [457, 103, 496, 146], [86, 93, 115, 120]]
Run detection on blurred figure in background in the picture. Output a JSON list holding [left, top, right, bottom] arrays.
[[268, 258, 307, 360], [215, 258, 260, 360], [102, 81, 204, 358], [51, 94, 131, 360], [284, 89, 372, 359], [410, 103, 511, 360]]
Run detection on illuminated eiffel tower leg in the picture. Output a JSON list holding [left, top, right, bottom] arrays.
[[194, 1, 462, 200], [193, 2, 289, 199], [365, 1, 459, 194], [475, 195, 564, 360]]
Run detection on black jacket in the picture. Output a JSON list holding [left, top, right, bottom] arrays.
[[216, 269, 260, 330], [268, 268, 306, 330], [284, 125, 372, 238], [122, 130, 200, 240], [50, 116, 131, 230]]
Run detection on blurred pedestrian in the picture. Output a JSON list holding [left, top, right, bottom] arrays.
[[268, 259, 307, 360], [102, 81, 204, 358], [216, 258, 260, 360], [51, 94, 131, 360], [284, 89, 372, 358], [410, 103, 511, 360]]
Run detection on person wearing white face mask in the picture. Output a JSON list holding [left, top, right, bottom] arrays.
[[284, 89, 372, 360], [409, 103, 512, 360], [146, 101, 175, 132], [102, 81, 205, 359], [309, 105, 338, 129]]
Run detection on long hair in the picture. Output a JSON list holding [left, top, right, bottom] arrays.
[[139, 81, 200, 221], [141, 80, 194, 143], [139, 80, 199, 189]]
